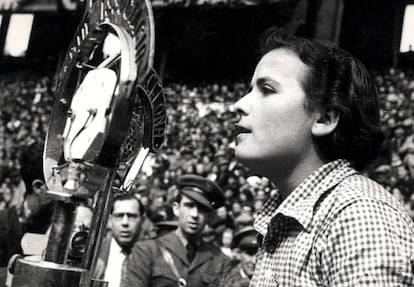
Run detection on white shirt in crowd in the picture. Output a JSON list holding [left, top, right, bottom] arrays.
[[104, 238, 127, 287]]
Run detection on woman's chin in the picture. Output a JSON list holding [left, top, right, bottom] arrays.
[[235, 149, 258, 166]]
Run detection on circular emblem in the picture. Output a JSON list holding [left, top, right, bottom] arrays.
[[43, 0, 166, 194]]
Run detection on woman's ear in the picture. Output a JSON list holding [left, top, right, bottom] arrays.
[[311, 108, 339, 137]]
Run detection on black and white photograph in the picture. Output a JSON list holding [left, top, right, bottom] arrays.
[[0, 0, 414, 286]]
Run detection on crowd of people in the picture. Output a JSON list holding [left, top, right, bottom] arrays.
[[370, 68, 414, 218], [0, 66, 413, 266]]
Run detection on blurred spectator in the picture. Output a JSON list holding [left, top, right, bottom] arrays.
[[0, 182, 12, 210], [0, 185, 53, 267], [95, 194, 145, 287], [219, 226, 258, 287], [234, 213, 254, 231], [201, 222, 216, 245], [220, 227, 234, 258]]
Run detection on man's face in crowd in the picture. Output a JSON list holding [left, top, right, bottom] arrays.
[[221, 229, 233, 248], [232, 201, 242, 216], [234, 48, 318, 173], [217, 206, 228, 219], [32, 179, 47, 195], [173, 195, 211, 238], [240, 248, 257, 278], [0, 183, 11, 203], [110, 199, 142, 249]]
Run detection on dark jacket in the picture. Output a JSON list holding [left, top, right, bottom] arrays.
[[93, 215, 157, 280], [126, 231, 230, 287], [219, 262, 250, 287], [0, 207, 24, 267], [93, 232, 112, 280], [93, 216, 157, 280]]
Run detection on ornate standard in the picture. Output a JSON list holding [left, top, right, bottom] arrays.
[[9, 0, 166, 286]]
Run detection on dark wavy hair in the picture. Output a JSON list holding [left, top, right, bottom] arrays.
[[111, 193, 144, 216], [260, 28, 384, 171]]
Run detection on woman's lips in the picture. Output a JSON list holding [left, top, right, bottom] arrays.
[[235, 124, 251, 136]]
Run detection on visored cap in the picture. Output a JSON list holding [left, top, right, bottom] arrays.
[[177, 174, 224, 210], [233, 226, 258, 250]]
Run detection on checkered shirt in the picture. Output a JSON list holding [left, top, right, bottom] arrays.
[[251, 159, 414, 287]]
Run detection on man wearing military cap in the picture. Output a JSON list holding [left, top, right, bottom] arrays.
[[220, 226, 258, 287], [126, 174, 230, 287]]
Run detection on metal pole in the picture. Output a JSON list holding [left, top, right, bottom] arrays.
[[81, 170, 116, 271], [44, 201, 77, 264]]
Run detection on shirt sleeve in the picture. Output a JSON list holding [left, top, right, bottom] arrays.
[[125, 240, 153, 287], [318, 198, 414, 286]]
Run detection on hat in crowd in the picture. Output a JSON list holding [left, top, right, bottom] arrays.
[[232, 226, 258, 251], [374, 164, 391, 174], [210, 216, 227, 228], [176, 174, 224, 210], [155, 220, 178, 236], [234, 213, 254, 227]]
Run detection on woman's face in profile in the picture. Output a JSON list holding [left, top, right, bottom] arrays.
[[233, 48, 317, 173]]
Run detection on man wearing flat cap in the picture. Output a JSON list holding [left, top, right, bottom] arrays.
[[220, 226, 258, 287], [125, 174, 230, 287]]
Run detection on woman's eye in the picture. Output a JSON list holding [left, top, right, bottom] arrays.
[[262, 85, 275, 95]]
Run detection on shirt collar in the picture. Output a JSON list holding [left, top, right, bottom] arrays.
[[111, 237, 131, 255], [111, 238, 123, 253], [255, 159, 357, 234], [174, 229, 202, 249]]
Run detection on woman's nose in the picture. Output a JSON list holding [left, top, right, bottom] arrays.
[[233, 92, 251, 117]]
